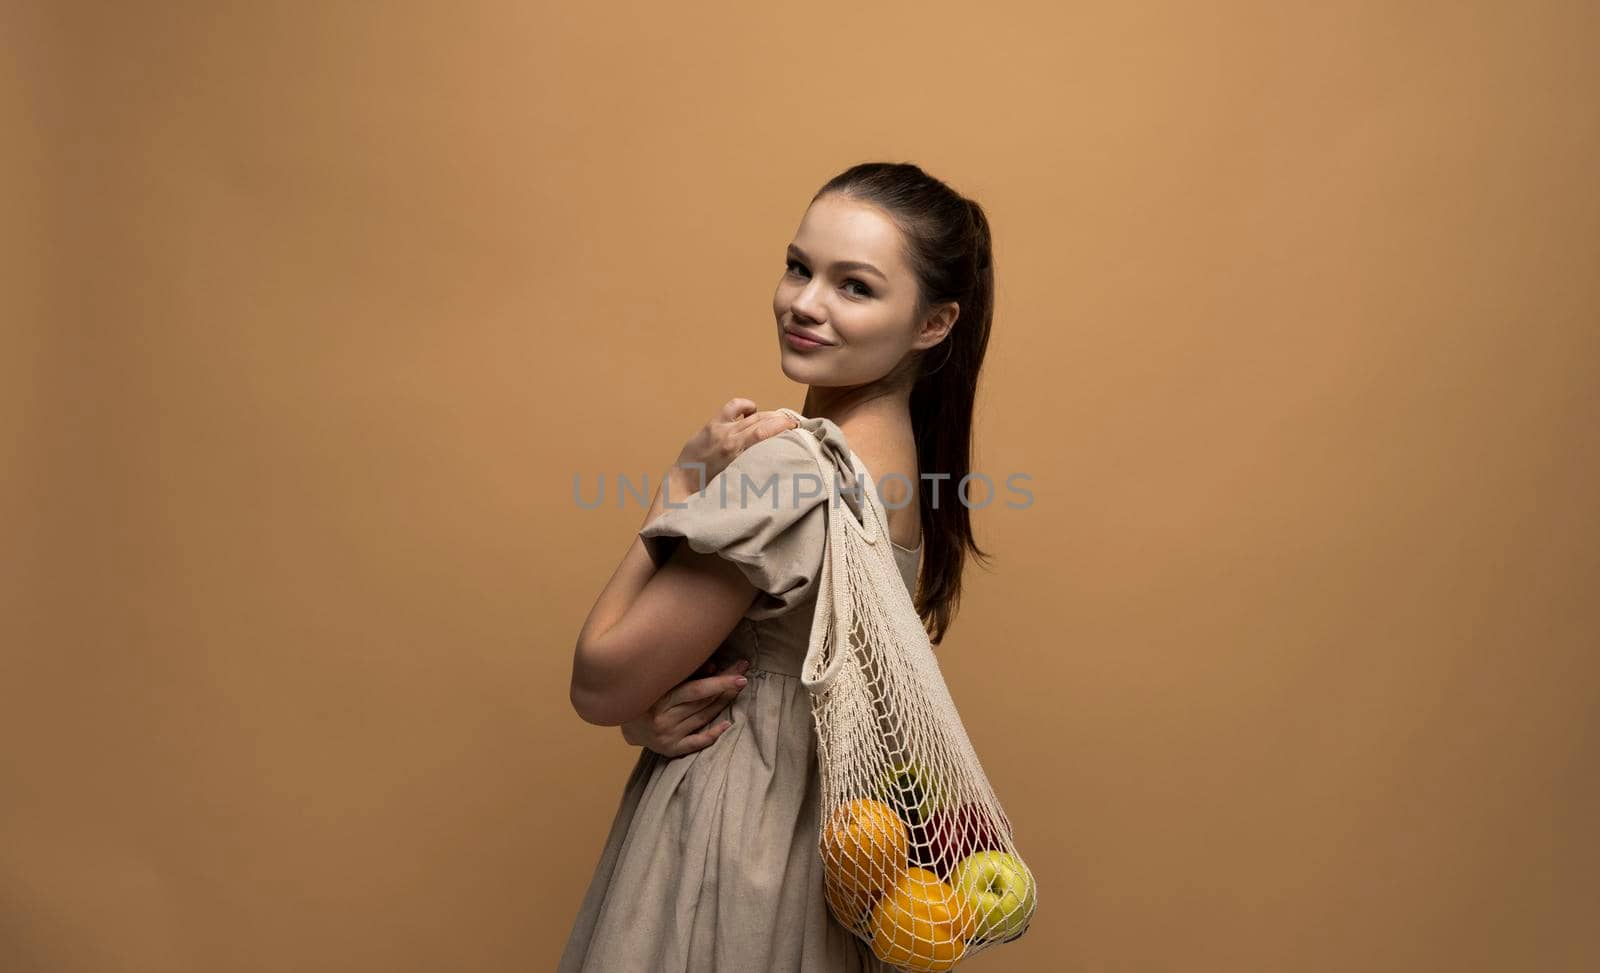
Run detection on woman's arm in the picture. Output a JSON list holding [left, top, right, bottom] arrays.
[[569, 467, 760, 726], [568, 402, 798, 727]]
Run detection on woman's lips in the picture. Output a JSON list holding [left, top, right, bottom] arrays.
[[784, 329, 831, 351]]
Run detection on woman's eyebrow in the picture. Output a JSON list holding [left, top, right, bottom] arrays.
[[786, 245, 886, 281]]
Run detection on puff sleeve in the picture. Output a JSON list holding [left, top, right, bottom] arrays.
[[639, 429, 832, 621]]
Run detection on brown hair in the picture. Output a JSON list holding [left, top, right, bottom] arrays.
[[812, 162, 996, 646]]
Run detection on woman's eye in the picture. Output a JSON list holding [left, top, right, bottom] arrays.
[[784, 260, 872, 298]]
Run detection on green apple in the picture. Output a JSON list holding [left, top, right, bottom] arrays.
[[872, 759, 951, 827], [950, 850, 1035, 942]]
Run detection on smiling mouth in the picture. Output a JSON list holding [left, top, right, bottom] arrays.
[[784, 329, 831, 350], [784, 324, 833, 345]]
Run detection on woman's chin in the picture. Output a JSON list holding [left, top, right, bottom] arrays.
[[778, 345, 806, 365], [778, 356, 810, 382]]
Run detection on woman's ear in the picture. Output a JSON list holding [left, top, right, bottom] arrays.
[[917, 301, 959, 351]]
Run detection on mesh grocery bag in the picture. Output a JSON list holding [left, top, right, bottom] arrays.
[[779, 408, 1038, 972]]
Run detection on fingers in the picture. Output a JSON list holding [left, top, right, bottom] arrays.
[[737, 411, 799, 450], [673, 694, 731, 735], [658, 670, 745, 756], [731, 405, 796, 431], [670, 659, 750, 703], [628, 660, 746, 755], [719, 398, 758, 422], [669, 656, 731, 701], [731, 411, 768, 433], [663, 662, 749, 736], [665, 666, 750, 728], [659, 706, 735, 757], [675, 718, 735, 755]]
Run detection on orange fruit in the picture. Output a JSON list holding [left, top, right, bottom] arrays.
[[868, 866, 974, 972], [821, 798, 909, 928], [825, 873, 870, 933]]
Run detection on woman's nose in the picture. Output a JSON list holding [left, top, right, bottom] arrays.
[[789, 285, 825, 323]]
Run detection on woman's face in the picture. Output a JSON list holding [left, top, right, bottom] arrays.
[[773, 194, 953, 386]]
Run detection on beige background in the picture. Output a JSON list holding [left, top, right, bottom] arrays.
[[5, 2, 1597, 970]]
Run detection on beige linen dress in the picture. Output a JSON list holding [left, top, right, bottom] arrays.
[[558, 414, 922, 973]]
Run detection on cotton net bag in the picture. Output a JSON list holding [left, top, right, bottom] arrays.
[[779, 409, 1038, 972]]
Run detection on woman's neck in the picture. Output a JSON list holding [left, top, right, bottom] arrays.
[[800, 384, 912, 436], [802, 385, 922, 548]]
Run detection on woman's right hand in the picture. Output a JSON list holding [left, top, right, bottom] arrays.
[[620, 657, 752, 757]]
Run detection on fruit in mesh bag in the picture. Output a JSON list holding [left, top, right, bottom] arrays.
[[950, 850, 1035, 942], [917, 802, 1015, 879], [872, 759, 951, 827], [821, 798, 909, 929], [868, 866, 975, 971]]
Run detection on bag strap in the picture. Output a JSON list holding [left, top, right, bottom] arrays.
[[776, 407, 888, 547]]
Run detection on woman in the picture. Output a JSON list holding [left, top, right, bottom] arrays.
[[562, 161, 994, 972]]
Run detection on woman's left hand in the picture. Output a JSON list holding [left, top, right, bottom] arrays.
[[667, 398, 798, 494]]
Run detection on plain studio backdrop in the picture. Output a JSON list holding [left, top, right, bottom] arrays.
[[4, 2, 1597, 971]]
